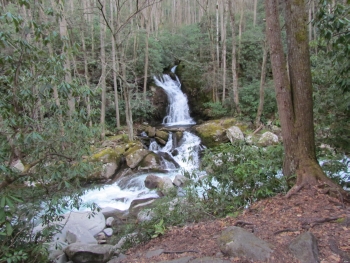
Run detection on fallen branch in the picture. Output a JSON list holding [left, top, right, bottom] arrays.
[[273, 228, 298, 235]]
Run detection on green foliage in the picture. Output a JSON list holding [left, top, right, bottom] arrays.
[[199, 142, 288, 216], [202, 102, 228, 118], [0, 3, 100, 262], [239, 80, 277, 122], [313, 1, 350, 92]]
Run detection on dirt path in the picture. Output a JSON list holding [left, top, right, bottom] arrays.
[[119, 187, 350, 263]]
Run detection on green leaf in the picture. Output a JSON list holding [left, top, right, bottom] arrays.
[[6, 222, 13, 236]]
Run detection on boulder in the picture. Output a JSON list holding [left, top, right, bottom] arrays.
[[258, 131, 279, 146], [194, 121, 228, 148], [137, 209, 155, 222], [101, 163, 118, 179], [66, 225, 97, 244], [226, 126, 244, 143], [146, 126, 156, 137], [173, 174, 189, 187], [156, 130, 169, 141], [144, 174, 163, 189], [139, 153, 163, 171], [289, 232, 320, 263], [125, 149, 150, 169], [218, 226, 273, 261], [157, 177, 174, 196], [64, 243, 115, 263], [91, 148, 123, 164]]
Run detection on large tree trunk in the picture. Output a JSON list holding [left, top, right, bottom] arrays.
[[265, 0, 347, 197]]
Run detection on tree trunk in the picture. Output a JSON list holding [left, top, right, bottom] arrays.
[[221, 0, 227, 103], [265, 0, 346, 197], [228, 0, 241, 114], [99, 0, 107, 138], [255, 38, 268, 128], [110, 0, 121, 128], [143, 5, 151, 101], [253, 0, 257, 27]]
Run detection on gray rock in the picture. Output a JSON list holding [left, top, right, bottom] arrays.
[[66, 225, 98, 244], [289, 232, 320, 263], [64, 243, 115, 263], [173, 174, 189, 187], [103, 228, 113, 237], [125, 148, 149, 169], [138, 153, 163, 170], [218, 226, 273, 261], [226, 126, 244, 144], [106, 217, 114, 227], [137, 209, 155, 222], [145, 249, 165, 258], [102, 163, 118, 179], [157, 177, 174, 196], [144, 174, 163, 189], [258, 131, 279, 146], [106, 253, 127, 263]]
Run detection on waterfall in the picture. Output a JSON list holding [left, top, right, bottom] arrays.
[[153, 67, 195, 126], [82, 66, 203, 211]]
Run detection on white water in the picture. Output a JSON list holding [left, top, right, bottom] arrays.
[[153, 67, 195, 126], [81, 68, 202, 211]]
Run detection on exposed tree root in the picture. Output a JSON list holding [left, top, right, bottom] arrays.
[[285, 183, 305, 198], [163, 250, 199, 254], [233, 221, 254, 227]]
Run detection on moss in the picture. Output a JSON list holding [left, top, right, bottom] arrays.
[[106, 134, 129, 143], [336, 217, 346, 223]]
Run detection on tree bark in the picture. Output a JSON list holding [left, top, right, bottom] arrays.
[[221, 0, 227, 103], [228, 0, 241, 114], [99, 0, 107, 138], [265, 0, 347, 197], [255, 38, 268, 128]]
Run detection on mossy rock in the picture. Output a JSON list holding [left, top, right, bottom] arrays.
[[91, 148, 123, 163], [139, 153, 163, 171], [106, 134, 129, 143], [155, 130, 169, 141], [194, 121, 229, 148]]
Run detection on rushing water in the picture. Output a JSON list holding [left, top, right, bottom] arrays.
[[81, 69, 202, 211], [153, 67, 195, 126]]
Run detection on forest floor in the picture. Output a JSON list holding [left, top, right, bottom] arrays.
[[118, 186, 350, 263]]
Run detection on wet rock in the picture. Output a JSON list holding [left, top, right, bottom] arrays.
[[156, 130, 170, 141], [146, 126, 156, 137], [144, 174, 163, 189], [218, 226, 273, 261], [289, 232, 320, 263], [64, 243, 115, 263], [155, 137, 167, 145], [226, 126, 244, 143], [157, 177, 174, 196], [139, 153, 163, 170]]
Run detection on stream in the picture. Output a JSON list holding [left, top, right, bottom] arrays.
[[81, 67, 203, 211]]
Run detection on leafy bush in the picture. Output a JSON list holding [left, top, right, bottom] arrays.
[[199, 142, 287, 216], [202, 102, 229, 118]]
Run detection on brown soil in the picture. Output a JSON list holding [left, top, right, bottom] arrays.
[[119, 187, 350, 263]]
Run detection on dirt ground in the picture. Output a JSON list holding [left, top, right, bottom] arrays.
[[119, 186, 350, 263]]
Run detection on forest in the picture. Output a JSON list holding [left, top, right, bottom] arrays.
[[0, 0, 350, 262]]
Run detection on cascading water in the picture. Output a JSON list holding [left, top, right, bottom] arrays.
[[153, 67, 195, 126], [81, 67, 203, 211]]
